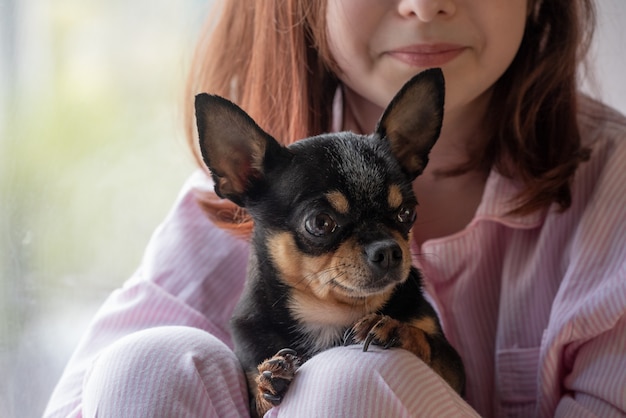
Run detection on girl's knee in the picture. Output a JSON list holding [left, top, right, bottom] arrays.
[[83, 326, 249, 417], [273, 346, 451, 418]]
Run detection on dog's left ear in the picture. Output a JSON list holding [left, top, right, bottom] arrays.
[[375, 68, 445, 179]]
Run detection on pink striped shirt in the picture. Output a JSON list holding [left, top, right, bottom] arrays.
[[45, 96, 626, 417]]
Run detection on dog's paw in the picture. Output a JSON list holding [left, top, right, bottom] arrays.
[[255, 348, 301, 415], [351, 313, 432, 363]]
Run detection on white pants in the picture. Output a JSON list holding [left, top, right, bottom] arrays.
[[82, 326, 475, 417]]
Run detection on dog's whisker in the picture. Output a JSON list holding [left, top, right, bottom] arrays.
[[410, 249, 442, 264], [269, 267, 342, 308]]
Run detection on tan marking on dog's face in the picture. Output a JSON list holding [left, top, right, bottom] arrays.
[[267, 232, 397, 317], [267, 231, 413, 336], [325, 191, 350, 215], [268, 232, 411, 299], [387, 185, 403, 209], [410, 316, 439, 336], [388, 228, 413, 276]]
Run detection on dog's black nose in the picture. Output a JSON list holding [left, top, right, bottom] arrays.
[[365, 240, 402, 271]]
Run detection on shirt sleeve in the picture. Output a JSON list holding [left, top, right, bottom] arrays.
[[539, 111, 626, 418], [43, 170, 250, 417]]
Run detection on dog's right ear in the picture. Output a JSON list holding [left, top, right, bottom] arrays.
[[195, 94, 285, 206]]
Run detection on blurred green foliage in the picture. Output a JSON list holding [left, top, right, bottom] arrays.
[[0, 0, 207, 415]]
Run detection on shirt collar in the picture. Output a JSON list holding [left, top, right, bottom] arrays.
[[474, 169, 546, 229], [331, 86, 344, 133]]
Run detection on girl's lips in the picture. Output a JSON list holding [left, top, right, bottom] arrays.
[[387, 44, 466, 67]]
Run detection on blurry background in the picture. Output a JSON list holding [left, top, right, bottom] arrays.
[[0, 1, 624, 417], [1, 0, 209, 416]]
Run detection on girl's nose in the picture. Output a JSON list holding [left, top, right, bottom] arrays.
[[397, 0, 456, 22]]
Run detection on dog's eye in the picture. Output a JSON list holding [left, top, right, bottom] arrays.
[[305, 213, 337, 237], [396, 206, 416, 224]]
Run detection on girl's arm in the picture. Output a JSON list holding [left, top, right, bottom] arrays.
[[44, 170, 249, 417]]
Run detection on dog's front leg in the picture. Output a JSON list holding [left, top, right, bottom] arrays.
[[351, 314, 433, 362], [249, 348, 301, 417], [350, 313, 465, 395]]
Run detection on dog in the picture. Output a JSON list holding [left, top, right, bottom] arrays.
[[195, 68, 465, 417]]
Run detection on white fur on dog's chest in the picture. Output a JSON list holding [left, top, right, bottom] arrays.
[[296, 321, 347, 353], [288, 292, 368, 352]]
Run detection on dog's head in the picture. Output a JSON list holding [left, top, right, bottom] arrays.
[[195, 69, 444, 306]]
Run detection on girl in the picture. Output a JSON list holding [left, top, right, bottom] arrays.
[[45, 1, 626, 417]]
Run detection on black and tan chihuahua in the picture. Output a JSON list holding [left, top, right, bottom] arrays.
[[195, 68, 465, 417]]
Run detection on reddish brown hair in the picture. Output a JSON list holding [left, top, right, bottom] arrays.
[[485, 0, 595, 214], [184, 1, 336, 237], [184, 0, 596, 238]]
